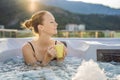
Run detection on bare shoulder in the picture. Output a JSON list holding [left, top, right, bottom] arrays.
[[22, 42, 31, 51], [22, 42, 37, 65], [22, 42, 34, 54], [56, 40, 62, 44], [56, 40, 67, 47]]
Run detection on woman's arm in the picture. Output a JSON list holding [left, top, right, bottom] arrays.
[[41, 46, 56, 66], [41, 52, 53, 66], [22, 43, 38, 66]]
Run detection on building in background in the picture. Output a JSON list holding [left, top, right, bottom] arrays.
[[65, 24, 85, 31]]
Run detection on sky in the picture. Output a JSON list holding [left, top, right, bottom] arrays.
[[67, 0, 120, 9]]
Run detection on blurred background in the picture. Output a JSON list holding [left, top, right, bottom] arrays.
[[0, 0, 120, 38]]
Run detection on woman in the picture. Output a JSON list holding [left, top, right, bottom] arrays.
[[22, 10, 67, 66]]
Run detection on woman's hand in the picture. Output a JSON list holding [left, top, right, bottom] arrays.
[[63, 46, 67, 57], [47, 46, 57, 58], [41, 46, 57, 66]]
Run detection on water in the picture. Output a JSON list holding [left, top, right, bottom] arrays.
[[72, 60, 107, 80], [0, 56, 120, 80]]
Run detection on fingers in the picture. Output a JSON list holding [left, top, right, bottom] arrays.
[[47, 46, 56, 57]]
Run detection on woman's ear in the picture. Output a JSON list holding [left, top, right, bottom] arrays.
[[38, 24, 44, 31]]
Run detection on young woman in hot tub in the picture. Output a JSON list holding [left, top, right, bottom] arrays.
[[22, 10, 67, 66]]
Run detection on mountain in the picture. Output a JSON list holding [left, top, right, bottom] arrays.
[[0, 0, 120, 30], [39, 0, 120, 15], [0, 0, 74, 29]]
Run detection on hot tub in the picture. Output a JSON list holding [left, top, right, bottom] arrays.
[[1, 38, 120, 62], [0, 38, 120, 80]]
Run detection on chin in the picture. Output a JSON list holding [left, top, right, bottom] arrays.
[[49, 32, 57, 36], [53, 30, 57, 34]]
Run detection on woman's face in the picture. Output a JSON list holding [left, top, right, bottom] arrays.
[[41, 12, 58, 36]]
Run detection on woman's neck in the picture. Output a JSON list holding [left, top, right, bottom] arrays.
[[36, 34, 53, 47]]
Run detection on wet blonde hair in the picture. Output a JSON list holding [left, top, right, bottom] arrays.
[[22, 10, 50, 34]]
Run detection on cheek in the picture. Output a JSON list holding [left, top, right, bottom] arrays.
[[43, 24, 49, 30], [46, 27, 57, 34], [43, 24, 57, 34], [44, 25, 53, 30]]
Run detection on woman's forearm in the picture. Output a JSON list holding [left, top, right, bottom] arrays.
[[41, 52, 53, 66]]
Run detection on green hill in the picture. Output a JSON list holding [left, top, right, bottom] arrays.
[[0, 0, 120, 30]]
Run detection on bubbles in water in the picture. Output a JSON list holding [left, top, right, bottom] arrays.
[[72, 59, 107, 80], [116, 75, 120, 80]]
